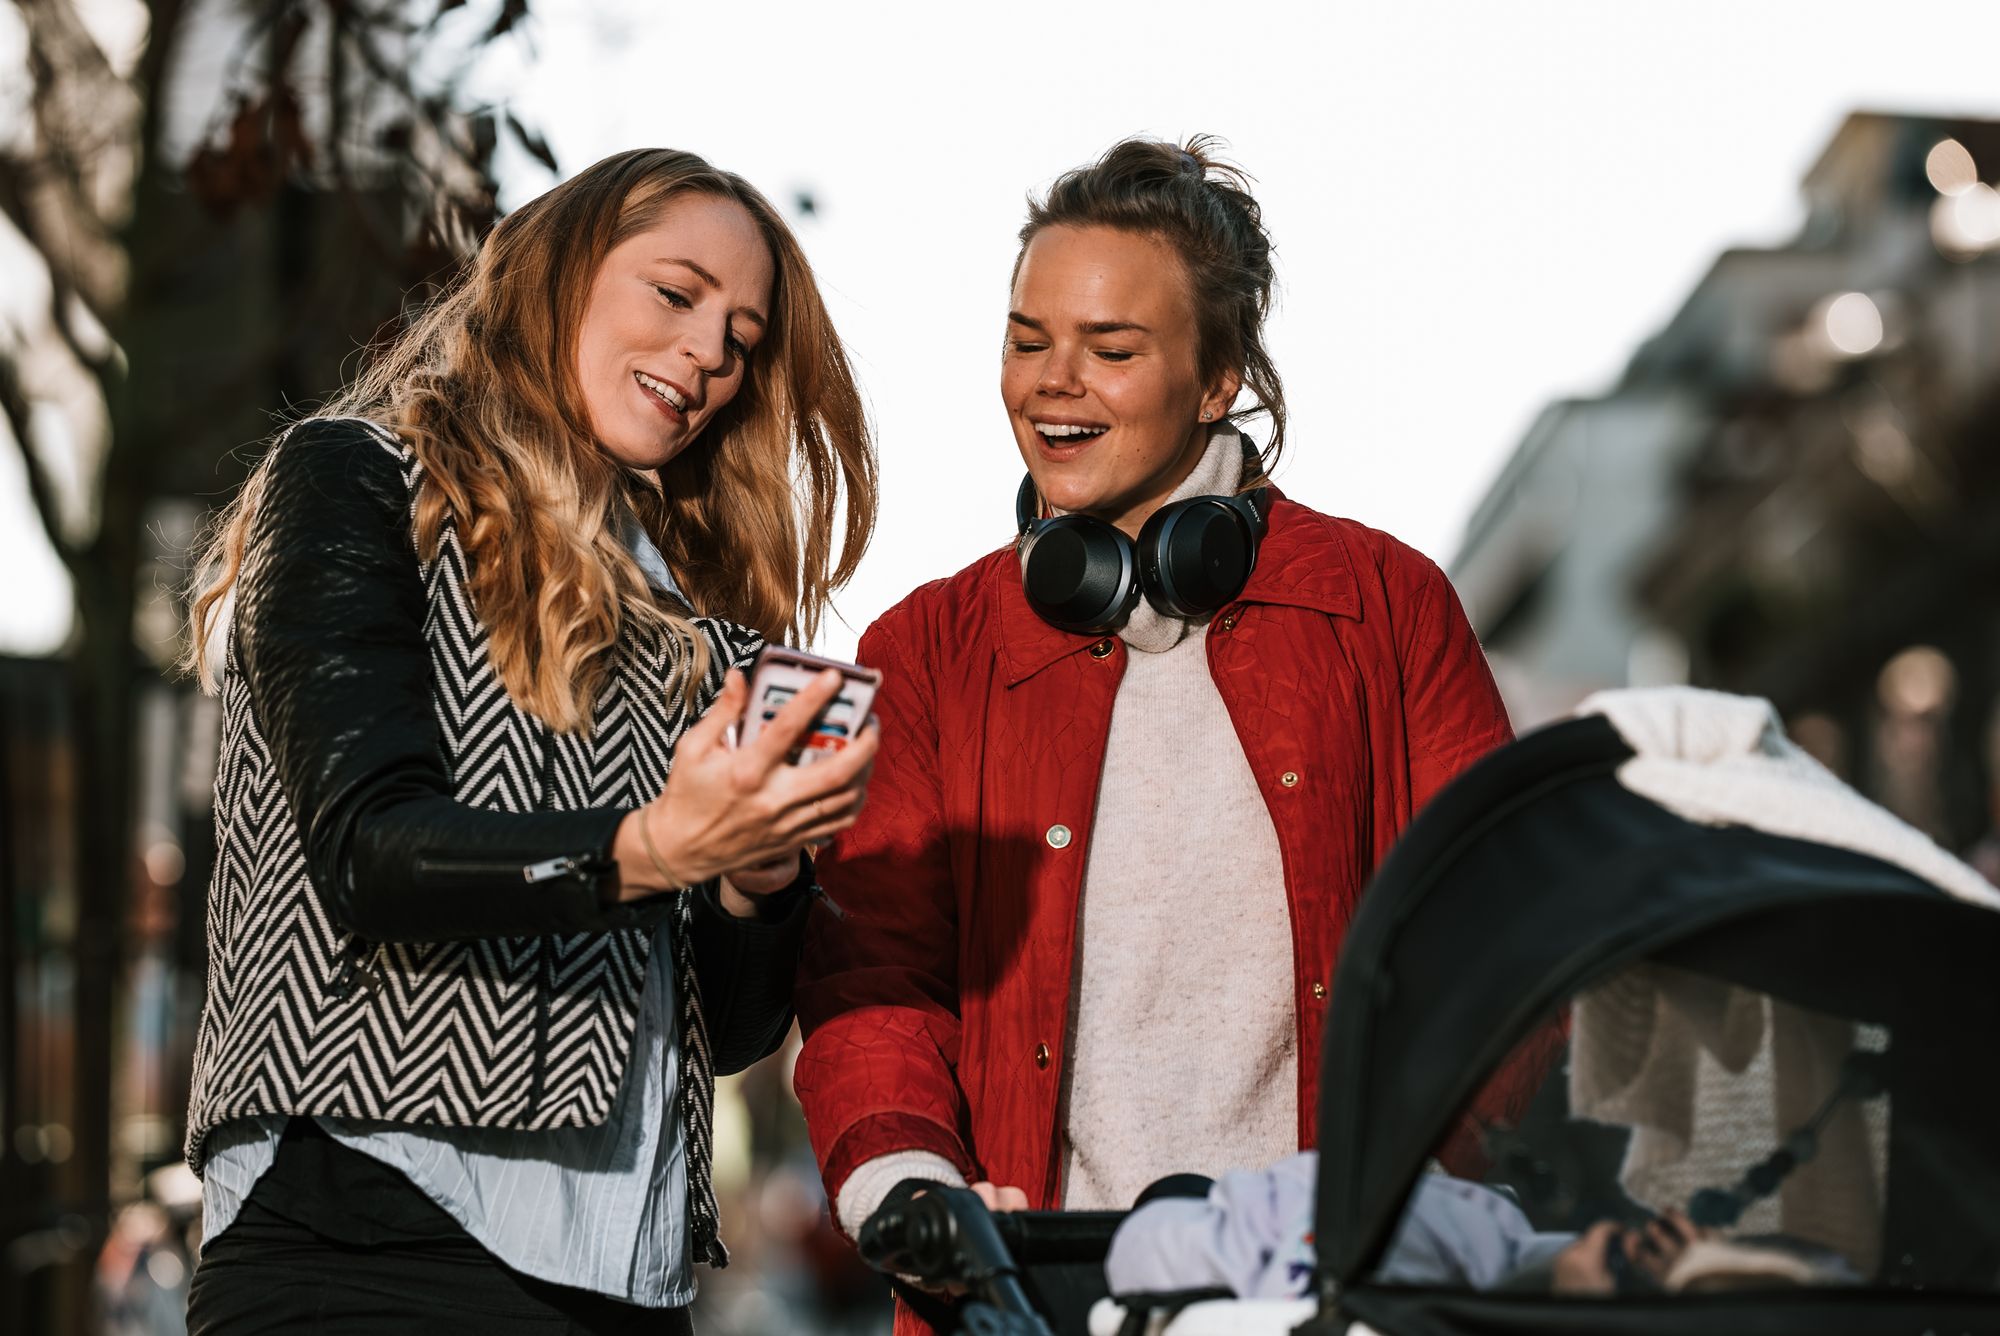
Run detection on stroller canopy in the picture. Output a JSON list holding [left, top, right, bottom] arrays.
[[1311, 711, 2000, 1301]]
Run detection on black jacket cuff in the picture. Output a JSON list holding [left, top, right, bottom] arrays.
[[689, 854, 813, 1074]]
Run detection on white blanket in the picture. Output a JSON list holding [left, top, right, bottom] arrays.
[[1580, 686, 1997, 908]]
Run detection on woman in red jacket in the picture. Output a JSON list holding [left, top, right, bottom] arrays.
[[796, 137, 1542, 1310]]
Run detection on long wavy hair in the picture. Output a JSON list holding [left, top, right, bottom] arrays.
[[186, 148, 877, 733]]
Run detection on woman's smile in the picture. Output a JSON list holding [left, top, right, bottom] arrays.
[[634, 369, 693, 423], [1029, 415, 1113, 462]]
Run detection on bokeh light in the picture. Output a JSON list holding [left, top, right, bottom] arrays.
[[1924, 137, 1979, 196], [1931, 181, 2000, 258], [1877, 645, 1957, 716], [1819, 291, 1884, 357]]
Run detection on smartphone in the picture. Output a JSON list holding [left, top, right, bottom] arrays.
[[734, 645, 882, 766]]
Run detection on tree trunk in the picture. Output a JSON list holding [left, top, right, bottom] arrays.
[[57, 141, 168, 1336], [62, 572, 135, 1329]]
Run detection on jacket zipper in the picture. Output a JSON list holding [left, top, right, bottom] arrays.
[[413, 853, 614, 884], [330, 939, 387, 1000], [526, 729, 558, 1114], [331, 853, 608, 1004]]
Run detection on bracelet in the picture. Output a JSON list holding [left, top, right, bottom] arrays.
[[636, 808, 692, 891]]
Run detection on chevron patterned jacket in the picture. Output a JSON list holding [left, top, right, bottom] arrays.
[[186, 418, 778, 1176]]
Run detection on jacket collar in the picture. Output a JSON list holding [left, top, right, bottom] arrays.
[[993, 486, 1363, 687]]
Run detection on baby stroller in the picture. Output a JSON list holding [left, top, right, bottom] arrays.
[[859, 690, 2000, 1335]]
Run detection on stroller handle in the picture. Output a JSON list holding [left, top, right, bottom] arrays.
[[991, 1209, 1126, 1263], [859, 1180, 1055, 1334]]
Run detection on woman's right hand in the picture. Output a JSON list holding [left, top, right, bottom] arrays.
[[899, 1181, 1028, 1298], [970, 1182, 1029, 1213], [614, 668, 877, 899]]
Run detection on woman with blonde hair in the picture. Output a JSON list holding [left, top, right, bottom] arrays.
[[182, 147, 877, 1335]]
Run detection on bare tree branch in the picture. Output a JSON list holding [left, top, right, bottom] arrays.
[[136, 0, 194, 164], [10, 0, 134, 321], [17, 0, 118, 85], [0, 350, 79, 572], [322, 3, 415, 275], [0, 158, 122, 433], [344, 16, 492, 178], [46, 281, 116, 381]]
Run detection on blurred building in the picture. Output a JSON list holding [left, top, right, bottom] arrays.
[[1454, 111, 2000, 861]]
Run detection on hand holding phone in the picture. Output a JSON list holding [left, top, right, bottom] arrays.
[[734, 645, 882, 766], [616, 657, 881, 904]]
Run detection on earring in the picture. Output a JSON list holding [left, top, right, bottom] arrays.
[[1201, 411, 1213, 421]]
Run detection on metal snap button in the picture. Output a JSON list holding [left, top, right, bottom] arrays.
[[1220, 610, 1239, 631], [1045, 824, 1072, 849], [1280, 770, 1300, 788], [1311, 981, 1327, 1000], [1089, 638, 1114, 659], [1034, 1043, 1051, 1070]]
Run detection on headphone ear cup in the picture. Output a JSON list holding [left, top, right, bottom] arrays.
[[1137, 498, 1258, 618], [1020, 515, 1141, 635]]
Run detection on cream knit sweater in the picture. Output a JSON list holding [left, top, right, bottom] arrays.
[[1055, 426, 1296, 1209]]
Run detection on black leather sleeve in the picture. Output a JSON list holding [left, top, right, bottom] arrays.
[[692, 855, 813, 1075], [235, 419, 664, 943]]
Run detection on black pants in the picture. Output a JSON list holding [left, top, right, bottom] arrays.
[[187, 1191, 694, 1336]]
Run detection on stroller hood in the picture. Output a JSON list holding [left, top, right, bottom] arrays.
[[1311, 707, 2000, 1293]]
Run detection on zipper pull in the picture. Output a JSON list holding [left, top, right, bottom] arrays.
[[811, 882, 847, 921], [330, 944, 385, 999], [523, 853, 611, 884]]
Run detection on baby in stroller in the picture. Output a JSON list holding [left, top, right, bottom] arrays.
[[1104, 1152, 1852, 1308]]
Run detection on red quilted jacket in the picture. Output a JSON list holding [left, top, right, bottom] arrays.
[[796, 494, 1540, 1287]]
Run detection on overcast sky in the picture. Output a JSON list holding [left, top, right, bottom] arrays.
[[5, 0, 2000, 659]]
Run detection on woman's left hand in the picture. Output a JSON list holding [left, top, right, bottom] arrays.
[[719, 855, 800, 914]]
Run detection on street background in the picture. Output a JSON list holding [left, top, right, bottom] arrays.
[[4, 2, 1999, 1331]]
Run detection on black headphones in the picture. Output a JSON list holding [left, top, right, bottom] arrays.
[[1015, 443, 1271, 636]]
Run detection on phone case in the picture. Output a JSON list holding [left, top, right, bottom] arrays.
[[735, 647, 881, 766]]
